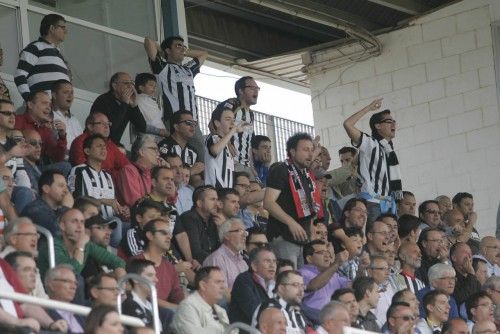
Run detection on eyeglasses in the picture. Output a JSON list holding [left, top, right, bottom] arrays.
[[313, 250, 331, 256], [178, 120, 197, 127], [145, 146, 159, 153], [229, 229, 248, 236], [15, 232, 40, 238], [427, 239, 446, 244], [475, 302, 495, 309], [0, 110, 15, 117], [370, 266, 390, 271], [96, 286, 120, 292], [372, 231, 390, 237], [248, 241, 268, 248], [391, 315, 415, 321], [53, 278, 78, 285], [153, 229, 172, 236], [27, 140, 43, 147], [244, 85, 260, 91], [92, 121, 112, 127], [282, 282, 305, 289], [350, 207, 368, 215], [12, 136, 25, 143], [425, 210, 440, 215], [173, 43, 187, 50], [379, 119, 396, 124], [437, 276, 456, 282]]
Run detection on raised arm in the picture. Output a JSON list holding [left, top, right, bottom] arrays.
[[185, 48, 208, 65], [343, 98, 383, 145], [144, 36, 162, 60]]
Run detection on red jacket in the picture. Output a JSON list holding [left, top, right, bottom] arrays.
[[69, 131, 129, 174], [15, 113, 66, 162]]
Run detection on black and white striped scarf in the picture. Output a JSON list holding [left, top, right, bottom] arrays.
[[378, 138, 403, 200]]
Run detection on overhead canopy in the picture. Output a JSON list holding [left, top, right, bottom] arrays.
[[184, 0, 456, 90]]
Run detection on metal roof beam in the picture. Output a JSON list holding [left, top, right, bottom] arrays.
[[366, 0, 430, 15]]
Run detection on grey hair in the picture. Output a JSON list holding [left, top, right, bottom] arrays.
[[483, 276, 500, 291], [428, 263, 455, 283], [319, 301, 349, 325], [44, 264, 76, 290], [218, 218, 243, 242], [130, 134, 156, 162], [4, 217, 34, 245]]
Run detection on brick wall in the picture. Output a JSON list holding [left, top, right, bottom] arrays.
[[310, 0, 500, 235]]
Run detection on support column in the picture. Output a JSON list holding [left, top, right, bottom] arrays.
[[161, 0, 188, 42]]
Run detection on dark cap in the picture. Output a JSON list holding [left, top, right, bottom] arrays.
[[85, 215, 117, 229]]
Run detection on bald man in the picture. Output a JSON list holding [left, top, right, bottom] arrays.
[[38, 208, 126, 280], [475, 236, 500, 276], [317, 301, 351, 334], [258, 307, 286, 334], [442, 318, 468, 334]]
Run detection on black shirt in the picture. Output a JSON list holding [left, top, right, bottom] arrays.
[[174, 208, 220, 263], [90, 91, 147, 144], [266, 162, 314, 245], [453, 271, 481, 306]]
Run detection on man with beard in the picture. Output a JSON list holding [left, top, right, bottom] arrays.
[[264, 132, 324, 268], [416, 228, 449, 285], [390, 242, 426, 293], [416, 263, 460, 319], [21, 169, 72, 236], [343, 98, 402, 225], [203, 218, 248, 290], [175, 185, 220, 264], [252, 270, 309, 334]]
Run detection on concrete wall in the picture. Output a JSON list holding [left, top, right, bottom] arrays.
[[309, 0, 500, 235]]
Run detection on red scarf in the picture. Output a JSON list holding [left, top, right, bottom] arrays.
[[285, 159, 324, 221]]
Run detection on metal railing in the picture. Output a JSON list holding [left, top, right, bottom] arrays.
[[118, 273, 160, 334], [0, 290, 145, 327], [36, 225, 55, 269], [196, 95, 314, 162]]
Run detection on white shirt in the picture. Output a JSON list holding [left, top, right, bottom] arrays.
[[136, 93, 166, 131], [53, 109, 83, 154]]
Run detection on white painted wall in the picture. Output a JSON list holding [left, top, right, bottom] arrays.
[[309, 0, 500, 235]]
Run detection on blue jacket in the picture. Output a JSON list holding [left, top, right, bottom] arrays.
[[229, 271, 271, 324], [416, 286, 459, 319]]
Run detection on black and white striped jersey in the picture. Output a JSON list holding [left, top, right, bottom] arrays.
[[355, 132, 390, 200], [149, 55, 200, 121], [232, 104, 255, 167], [158, 136, 199, 167], [204, 134, 233, 189], [68, 164, 115, 217], [15, 38, 71, 101]]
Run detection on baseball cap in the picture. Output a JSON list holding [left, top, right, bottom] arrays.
[[85, 215, 117, 229]]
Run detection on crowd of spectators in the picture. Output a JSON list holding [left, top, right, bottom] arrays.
[[0, 12, 499, 334]]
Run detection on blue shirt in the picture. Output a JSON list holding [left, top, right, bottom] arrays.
[[253, 160, 269, 186]]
